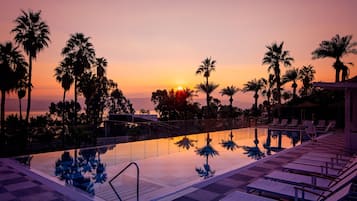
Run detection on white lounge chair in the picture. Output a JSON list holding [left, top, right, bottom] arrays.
[[264, 170, 332, 189], [220, 190, 275, 201], [246, 161, 357, 200]]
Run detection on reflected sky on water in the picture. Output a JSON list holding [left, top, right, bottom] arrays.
[[16, 127, 300, 200]]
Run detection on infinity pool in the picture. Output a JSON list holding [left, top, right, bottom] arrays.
[[15, 127, 301, 201]]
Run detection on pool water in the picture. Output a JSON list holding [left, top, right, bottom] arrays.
[[15, 127, 301, 201]]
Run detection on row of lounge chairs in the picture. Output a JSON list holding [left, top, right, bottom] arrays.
[[269, 119, 336, 131], [221, 149, 356, 200]]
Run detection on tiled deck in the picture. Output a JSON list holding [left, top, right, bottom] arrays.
[[0, 158, 95, 201], [0, 130, 348, 201]]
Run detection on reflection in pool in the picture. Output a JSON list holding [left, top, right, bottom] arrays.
[[16, 127, 301, 200]]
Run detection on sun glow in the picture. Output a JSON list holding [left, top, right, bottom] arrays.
[[176, 86, 184, 91]]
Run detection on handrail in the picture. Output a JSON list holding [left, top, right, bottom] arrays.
[[109, 162, 140, 201]]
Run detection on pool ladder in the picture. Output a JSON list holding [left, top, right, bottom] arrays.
[[109, 162, 140, 201]]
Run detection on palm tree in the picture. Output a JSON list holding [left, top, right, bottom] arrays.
[[282, 68, 299, 100], [243, 78, 265, 110], [15, 65, 28, 121], [55, 58, 74, 106], [196, 57, 216, 113], [0, 42, 28, 140], [61, 33, 96, 125], [299, 65, 316, 97], [220, 85, 239, 116], [12, 10, 50, 123], [312, 34, 357, 82], [261, 74, 275, 120], [196, 82, 219, 117], [55, 58, 74, 143], [262, 42, 294, 105]]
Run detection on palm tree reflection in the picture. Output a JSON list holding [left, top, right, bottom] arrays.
[[55, 146, 112, 195], [243, 128, 265, 160], [195, 133, 218, 179], [175, 135, 197, 150], [220, 130, 239, 151]]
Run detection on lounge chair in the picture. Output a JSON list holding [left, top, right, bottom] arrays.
[[246, 160, 357, 200], [287, 119, 299, 128], [268, 118, 279, 127], [304, 122, 317, 141], [264, 170, 332, 189], [317, 121, 335, 134], [316, 120, 326, 130], [220, 190, 275, 201], [277, 119, 288, 128]]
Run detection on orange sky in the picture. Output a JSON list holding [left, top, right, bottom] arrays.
[[1, 0, 357, 110]]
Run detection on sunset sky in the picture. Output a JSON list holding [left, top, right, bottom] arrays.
[[1, 0, 357, 111]]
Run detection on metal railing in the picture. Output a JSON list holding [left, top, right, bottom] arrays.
[[109, 162, 140, 201]]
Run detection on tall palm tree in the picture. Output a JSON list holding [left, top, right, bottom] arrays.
[[196, 57, 216, 113], [55, 58, 74, 106], [261, 74, 275, 120], [61, 33, 96, 125], [282, 68, 299, 100], [15, 65, 28, 121], [262, 42, 294, 105], [0, 42, 28, 140], [55, 57, 74, 143], [12, 10, 50, 123], [243, 78, 265, 110], [220, 85, 239, 117], [312, 34, 357, 82], [299, 65, 316, 97]]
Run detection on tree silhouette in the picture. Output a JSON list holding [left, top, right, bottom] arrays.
[[55, 57, 74, 143], [0, 42, 28, 143], [312, 34, 357, 82], [261, 74, 274, 119], [220, 85, 239, 117], [196, 82, 219, 118], [263, 42, 294, 105], [61, 33, 96, 125], [243, 78, 265, 110], [298, 65, 316, 97], [282, 68, 299, 100], [196, 57, 216, 117], [12, 10, 50, 123]]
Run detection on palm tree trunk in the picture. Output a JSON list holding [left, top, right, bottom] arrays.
[[205, 77, 210, 117], [62, 90, 66, 146], [229, 97, 233, 117], [1, 91, 6, 142], [74, 78, 77, 126], [25, 56, 32, 123], [19, 98, 22, 121]]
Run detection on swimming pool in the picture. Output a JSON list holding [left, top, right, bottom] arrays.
[[15, 127, 301, 201]]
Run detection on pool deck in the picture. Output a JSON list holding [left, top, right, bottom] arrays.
[[0, 129, 349, 201]]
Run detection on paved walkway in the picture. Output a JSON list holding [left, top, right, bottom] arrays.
[[0, 158, 94, 201], [0, 130, 349, 201]]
